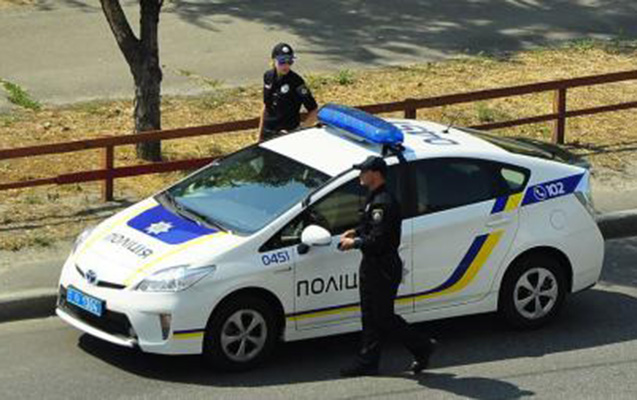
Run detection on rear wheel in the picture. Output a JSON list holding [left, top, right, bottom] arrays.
[[499, 253, 567, 329], [203, 295, 279, 371]]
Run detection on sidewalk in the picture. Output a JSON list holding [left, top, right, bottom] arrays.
[[2, 1, 637, 109]]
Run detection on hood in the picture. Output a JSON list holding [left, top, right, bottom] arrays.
[[74, 199, 244, 286]]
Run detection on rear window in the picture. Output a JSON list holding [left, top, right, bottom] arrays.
[[458, 127, 555, 160]]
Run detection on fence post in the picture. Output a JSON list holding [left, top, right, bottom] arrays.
[[102, 145, 114, 202], [404, 98, 417, 119], [552, 88, 567, 144]]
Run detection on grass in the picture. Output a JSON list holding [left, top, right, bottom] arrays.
[[335, 69, 356, 86], [475, 102, 512, 123], [0, 0, 35, 9], [1, 79, 41, 110], [1, 40, 637, 251]]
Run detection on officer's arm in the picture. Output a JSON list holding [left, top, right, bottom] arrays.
[[302, 107, 318, 128], [259, 72, 273, 141], [354, 204, 393, 255], [258, 104, 267, 141]]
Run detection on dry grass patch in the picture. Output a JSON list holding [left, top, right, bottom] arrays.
[[1, 41, 637, 250], [0, 0, 36, 9]]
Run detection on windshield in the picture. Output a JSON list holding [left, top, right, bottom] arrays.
[[162, 146, 330, 234]]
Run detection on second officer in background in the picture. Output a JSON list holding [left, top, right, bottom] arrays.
[[258, 43, 318, 141]]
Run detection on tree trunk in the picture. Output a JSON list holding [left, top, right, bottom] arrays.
[[133, 63, 162, 161], [101, 0, 163, 162], [134, 0, 162, 161]]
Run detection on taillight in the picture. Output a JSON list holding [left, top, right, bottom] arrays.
[[574, 171, 596, 218]]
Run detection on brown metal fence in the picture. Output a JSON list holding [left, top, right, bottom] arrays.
[[1, 69, 636, 201]]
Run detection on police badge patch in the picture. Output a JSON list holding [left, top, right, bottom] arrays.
[[281, 84, 290, 94], [372, 209, 384, 223]]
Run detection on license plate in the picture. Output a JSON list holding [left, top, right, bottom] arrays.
[[67, 287, 104, 317]]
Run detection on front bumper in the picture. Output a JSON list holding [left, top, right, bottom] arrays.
[[57, 257, 213, 355]]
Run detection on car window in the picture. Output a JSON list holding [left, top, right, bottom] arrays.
[[499, 167, 527, 193], [414, 158, 497, 215], [261, 164, 405, 251], [164, 146, 329, 234]]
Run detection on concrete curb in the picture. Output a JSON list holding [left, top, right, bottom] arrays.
[[1, 209, 636, 324], [0, 289, 57, 323], [597, 210, 637, 240]]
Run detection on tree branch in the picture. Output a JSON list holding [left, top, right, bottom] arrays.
[[100, 0, 140, 68]]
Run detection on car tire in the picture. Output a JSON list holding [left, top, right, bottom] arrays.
[[499, 253, 567, 329], [203, 295, 279, 372]]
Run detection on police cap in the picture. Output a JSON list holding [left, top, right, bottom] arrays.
[[353, 156, 387, 175], [271, 42, 295, 62]]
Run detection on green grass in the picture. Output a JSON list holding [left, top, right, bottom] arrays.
[[475, 102, 511, 123], [33, 236, 53, 248], [335, 69, 356, 85], [0, 78, 41, 110]]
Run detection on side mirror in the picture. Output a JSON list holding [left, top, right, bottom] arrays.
[[301, 225, 332, 247]]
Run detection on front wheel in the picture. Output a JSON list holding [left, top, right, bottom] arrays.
[[499, 253, 567, 329], [203, 295, 279, 371]]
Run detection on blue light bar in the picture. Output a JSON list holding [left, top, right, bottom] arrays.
[[317, 103, 404, 145]]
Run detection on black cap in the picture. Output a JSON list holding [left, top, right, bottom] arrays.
[[271, 42, 295, 61], [353, 156, 387, 174]]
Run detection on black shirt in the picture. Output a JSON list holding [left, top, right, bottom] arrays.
[[263, 69, 318, 132], [355, 184, 402, 257]]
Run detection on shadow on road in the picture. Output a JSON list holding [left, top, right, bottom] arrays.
[[167, 0, 637, 63], [77, 286, 636, 397], [74, 237, 637, 398], [27, 1, 637, 64]]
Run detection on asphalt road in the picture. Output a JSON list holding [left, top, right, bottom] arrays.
[[1, 0, 637, 108], [0, 237, 636, 399]]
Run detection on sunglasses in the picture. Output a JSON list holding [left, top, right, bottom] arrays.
[[276, 57, 294, 66]]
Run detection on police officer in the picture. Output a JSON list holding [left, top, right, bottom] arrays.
[[258, 43, 319, 141], [339, 156, 436, 377]]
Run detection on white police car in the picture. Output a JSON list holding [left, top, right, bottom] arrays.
[[57, 104, 604, 371]]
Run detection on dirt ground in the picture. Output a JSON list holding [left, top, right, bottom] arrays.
[[1, 41, 637, 251]]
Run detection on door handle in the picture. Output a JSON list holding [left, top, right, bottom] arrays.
[[272, 266, 292, 273], [486, 217, 511, 228]]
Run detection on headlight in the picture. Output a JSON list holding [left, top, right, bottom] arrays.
[[135, 265, 216, 292], [72, 226, 95, 254]]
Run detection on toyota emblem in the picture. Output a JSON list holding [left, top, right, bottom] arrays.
[[86, 269, 98, 285]]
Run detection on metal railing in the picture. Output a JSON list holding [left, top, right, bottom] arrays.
[[1, 69, 636, 201]]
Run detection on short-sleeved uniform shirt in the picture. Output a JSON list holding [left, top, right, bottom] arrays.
[[263, 69, 318, 132]]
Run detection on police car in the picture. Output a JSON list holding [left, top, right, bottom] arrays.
[[57, 104, 604, 371]]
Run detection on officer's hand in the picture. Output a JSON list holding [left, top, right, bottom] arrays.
[[342, 229, 356, 239], [338, 237, 355, 251]]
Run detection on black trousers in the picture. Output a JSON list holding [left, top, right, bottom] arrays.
[[356, 264, 431, 367]]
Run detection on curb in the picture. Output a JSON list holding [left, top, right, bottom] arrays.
[[596, 210, 637, 240], [1, 209, 636, 325], [0, 289, 57, 324]]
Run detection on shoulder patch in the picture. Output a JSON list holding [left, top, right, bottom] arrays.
[[296, 84, 310, 96]]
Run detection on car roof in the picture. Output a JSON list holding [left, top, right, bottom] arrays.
[[260, 118, 511, 177]]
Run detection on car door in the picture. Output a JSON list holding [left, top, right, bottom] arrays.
[[266, 166, 413, 331], [410, 158, 529, 312]]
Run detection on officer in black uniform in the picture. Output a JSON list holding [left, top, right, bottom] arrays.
[[258, 43, 319, 141], [339, 156, 436, 377]]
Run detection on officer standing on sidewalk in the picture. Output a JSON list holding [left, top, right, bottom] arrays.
[[338, 155, 436, 377], [258, 43, 319, 141]]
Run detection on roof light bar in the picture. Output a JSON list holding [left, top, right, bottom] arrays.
[[317, 103, 404, 145]]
